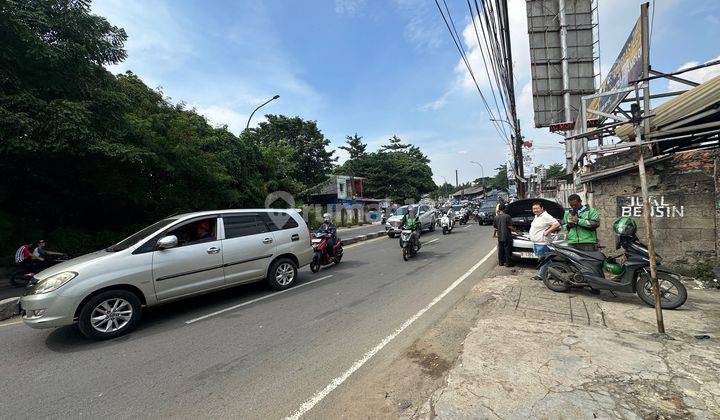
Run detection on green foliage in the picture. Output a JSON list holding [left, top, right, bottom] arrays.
[[246, 114, 336, 190], [546, 163, 565, 179], [338, 135, 435, 202], [339, 133, 367, 159], [490, 164, 509, 190]]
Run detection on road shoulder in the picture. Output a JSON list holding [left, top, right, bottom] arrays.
[[423, 268, 720, 419]]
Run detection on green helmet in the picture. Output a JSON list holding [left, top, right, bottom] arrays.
[[613, 216, 638, 237], [603, 260, 625, 276]]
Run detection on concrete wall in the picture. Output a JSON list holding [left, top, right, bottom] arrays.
[[588, 150, 718, 270]]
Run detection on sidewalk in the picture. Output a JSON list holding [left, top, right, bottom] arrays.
[[420, 267, 720, 419]]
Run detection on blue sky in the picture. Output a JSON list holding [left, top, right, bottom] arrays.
[[92, 0, 720, 186]]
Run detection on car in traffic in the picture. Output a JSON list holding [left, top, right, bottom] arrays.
[[476, 202, 497, 225], [506, 198, 564, 260], [385, 204, 436, 237], [20, 209, 313, 340]]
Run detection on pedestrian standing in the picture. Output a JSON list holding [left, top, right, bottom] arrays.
[[563, 194, 600, 252], [493, 203, 518, 267], [529, 202, 561, 280]]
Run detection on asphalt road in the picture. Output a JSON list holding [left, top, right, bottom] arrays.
[[0, 222, 496, 419]]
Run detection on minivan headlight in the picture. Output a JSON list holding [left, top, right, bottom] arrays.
[[33, 272, 77, 294]]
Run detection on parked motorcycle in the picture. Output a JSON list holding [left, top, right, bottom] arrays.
[[541, 217, 687, 309], [310, 232, 343, 273], [9, 254, 71, 287], [441, 213, 454, 235], [400, 228, 420, 261]]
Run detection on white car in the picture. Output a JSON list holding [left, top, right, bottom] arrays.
[[506, 199, 564, 260], [385, 204, 436, 238]]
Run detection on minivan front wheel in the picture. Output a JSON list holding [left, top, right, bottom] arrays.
[[78, 290, 142, 340], [267, 258, 298, 290]]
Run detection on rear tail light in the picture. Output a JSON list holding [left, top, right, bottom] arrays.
[[308, 228, 312, 245]]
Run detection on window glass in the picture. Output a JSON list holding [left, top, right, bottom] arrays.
[[167, 217, 217, 247], [224, 214, 268, 238], [259, 212, 299, 231]]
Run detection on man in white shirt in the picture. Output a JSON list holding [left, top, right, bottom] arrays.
[[529, 202, 561, 280]]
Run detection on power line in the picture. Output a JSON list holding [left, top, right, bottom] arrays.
[[433, 0, 509, 144]]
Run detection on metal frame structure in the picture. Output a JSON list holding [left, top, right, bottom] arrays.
[[526, 0, 600, 128]]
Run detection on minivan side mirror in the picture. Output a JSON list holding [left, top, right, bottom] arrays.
[[157, 235, 178, 250]]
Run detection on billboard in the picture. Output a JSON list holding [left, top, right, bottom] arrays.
[[526, 0, 598, 127], [587, 17, 643, 116]]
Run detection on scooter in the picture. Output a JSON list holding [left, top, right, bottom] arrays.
[[400, 228, 420, 261], [441, 213, 454, 235], [541, 233, 687, 309], [309, 232, 343, 273]]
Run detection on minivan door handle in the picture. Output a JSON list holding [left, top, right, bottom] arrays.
[[291, 234, 300, 242], [207, 246, 221, 254], [262, 237, 273, 244]]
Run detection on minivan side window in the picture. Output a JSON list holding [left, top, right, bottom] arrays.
[[223, 214, 268, 239], [259, 212, 299, 231], [167, 217, 217, 247]]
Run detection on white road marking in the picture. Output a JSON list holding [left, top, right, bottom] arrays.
[[425, 238, 439, 245], [185, 275, 334, 324], [286, 247, 498, 420]]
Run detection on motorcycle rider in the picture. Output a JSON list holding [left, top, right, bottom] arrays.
[[318, 213, 338, 257], [446, 206, 455, 228], [400, 206, 421, 250]]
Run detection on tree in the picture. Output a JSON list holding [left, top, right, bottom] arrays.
[[546, 163, 565, 179], [339, 133, 367, 159], [489, 164, 510, 190], [247, 115, 336, 189], [380, 135, 410, 152]]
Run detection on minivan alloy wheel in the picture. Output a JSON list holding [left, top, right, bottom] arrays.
[[276, 263, 295, 286], [90, 298, 133, 333]]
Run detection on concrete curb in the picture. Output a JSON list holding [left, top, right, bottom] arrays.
[[0, 297, 20, 321], [342, 231, 387, 246]]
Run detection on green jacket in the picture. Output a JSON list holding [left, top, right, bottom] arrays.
[[402, 215, 419, 230], [563, 206, 599, 244]]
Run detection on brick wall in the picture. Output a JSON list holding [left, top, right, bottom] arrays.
[[588, 150, 718, 270]]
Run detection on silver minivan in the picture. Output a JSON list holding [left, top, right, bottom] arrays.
[[20, 209, 313, 340]]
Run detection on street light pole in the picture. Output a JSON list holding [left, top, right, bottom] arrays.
[[470, 161, 485, 197], [246, 94, 280, 130]]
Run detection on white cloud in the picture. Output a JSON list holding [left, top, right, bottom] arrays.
[[668, 56, 720, 92], [457, 150, 468, 155], [420, 89, 454, 111], [194, 105, 252, 135], [335, 0, 367, 16], [394, 0, 445, 51], [91, 0, 194, 79]]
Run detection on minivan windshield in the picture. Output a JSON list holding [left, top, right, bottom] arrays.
[[394, 205, 418, 216], [106, 218, 178, 252]]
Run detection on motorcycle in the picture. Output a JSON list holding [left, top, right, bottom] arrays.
[[309, 232, 343, 273], [9, 254, 71, 287], [541, 233, 687, 309], [459, 211, 469, 225], [441, 213, 454, 235], [400, 228, 420, 261]]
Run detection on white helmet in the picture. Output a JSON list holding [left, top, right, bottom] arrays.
[[323, 213, 332, 223]]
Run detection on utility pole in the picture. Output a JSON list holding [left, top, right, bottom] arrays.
[[637, 2, 665, 334], [500, 0, 525, 198]]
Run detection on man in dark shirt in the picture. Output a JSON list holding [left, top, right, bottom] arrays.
[[493, 203, 518, 267]]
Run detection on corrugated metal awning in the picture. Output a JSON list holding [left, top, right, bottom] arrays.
[[615, 75, 720, 152]]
